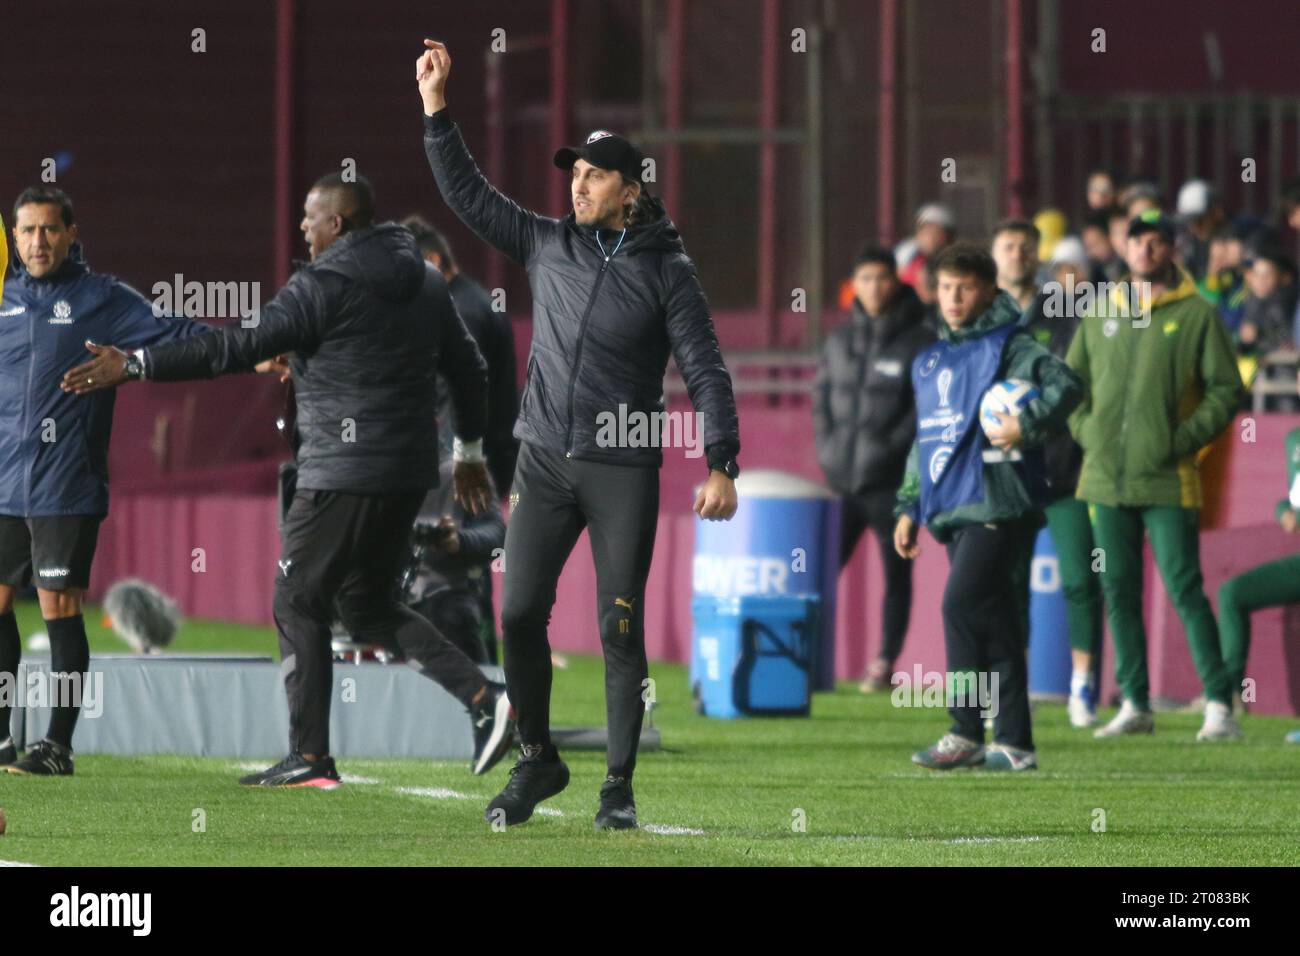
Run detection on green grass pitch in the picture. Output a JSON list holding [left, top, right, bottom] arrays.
[[2, 601, 1299, 866]]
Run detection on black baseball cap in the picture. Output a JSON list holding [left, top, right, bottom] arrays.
[[553, 129, 646, 183], [1127, 208, 1175, 243]]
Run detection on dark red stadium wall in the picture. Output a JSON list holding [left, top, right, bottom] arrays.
[[1059, 0, 1300, 96], [6, 1, 1300, 487]]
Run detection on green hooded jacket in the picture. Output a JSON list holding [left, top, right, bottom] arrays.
[[1065, 267, 1243, 509], [895, 290, 1084, 541]]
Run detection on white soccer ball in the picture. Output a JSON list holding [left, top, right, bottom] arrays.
[[980, 379, 1039, 439]]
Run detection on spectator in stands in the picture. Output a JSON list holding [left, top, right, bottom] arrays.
[[1238, 246, 1297, 354], [1280, 176, 1300, 233], [1033, 208, 1067, 266], [895, 203, 955, 294], [1105, 206, 1134, 282], [1048, 236, 1089, 289], [1119, 180, 1161, 219], [403, 215, 519, 498], [1086, 168, 1118, 211], [1066, 209, 1243, 742], [1200, 226, 1247, 334], [1081, 209, 1119, 283], [991, 219, 1041, 313], [813, 246, 934, 692], [1215, 368, 1300, 732], [1175, 179, 1228, 281], [1238, 246, 1298, 412]]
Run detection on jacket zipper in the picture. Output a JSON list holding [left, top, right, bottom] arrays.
[[1115, 320, 1134, 498], [21, 287, 37, 514], [563, 252, 613, 458]]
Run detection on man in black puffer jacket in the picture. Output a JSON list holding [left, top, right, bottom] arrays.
[[418, 39, 740, 830], [62, 173, 518, 786], [814, 246, 934, 692]]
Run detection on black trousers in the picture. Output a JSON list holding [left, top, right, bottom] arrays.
[[501, 442, 659, 779], [273, 488, 489, 756], [412, 589, 488, 665], [840, 488, 914, 663], [941, 519, 1038, 750]]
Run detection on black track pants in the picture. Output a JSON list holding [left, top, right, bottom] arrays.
[[273, 488, 489, 756], [501, 442, 659, 779]]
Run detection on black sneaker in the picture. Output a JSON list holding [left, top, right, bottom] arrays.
[[594, 774, 637, 830], [239, 752, 341, 789], [0, 737, 16, 767], [484, 746, 569, 827], [6, 738, 73, 776], [471, 683, 516, 776]]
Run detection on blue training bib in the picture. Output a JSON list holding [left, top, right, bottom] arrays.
[[911, 323, 1016, 525]]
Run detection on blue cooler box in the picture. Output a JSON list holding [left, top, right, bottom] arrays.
[[692, 470, 841, 691], [691, 594, 820, 718]]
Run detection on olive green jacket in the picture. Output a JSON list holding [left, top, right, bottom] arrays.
[[1065, 267, 1242, 509]]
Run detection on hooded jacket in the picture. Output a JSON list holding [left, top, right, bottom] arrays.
[[423, 108, 739, 470], [0, 243, 208, 516], [143, 223, 487, 494], [895, 290, 1083, 541], [1066, 267, 1242, 508], [813, 284, 935, 496]]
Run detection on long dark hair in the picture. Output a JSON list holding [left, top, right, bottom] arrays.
[[620, 174, 658, 228]]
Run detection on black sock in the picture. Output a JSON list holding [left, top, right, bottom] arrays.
[[46, 614, 90, 749], [0, 611, 20, 742]]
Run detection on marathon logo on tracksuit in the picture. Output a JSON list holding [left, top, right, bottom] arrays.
[[912, 325, 1015, 525]]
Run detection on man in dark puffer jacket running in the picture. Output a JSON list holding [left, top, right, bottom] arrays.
[[418, 38, 741, 830], [62, 173, 516, 787]]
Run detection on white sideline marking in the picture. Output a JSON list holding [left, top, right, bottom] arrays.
[[0, 860, 37, 867], [397, 786, 567, 817], [830, 834, 1049, 844], [340, 774, 381, 785], [396, 786, 475, 800], [643, 824, 705, 836]]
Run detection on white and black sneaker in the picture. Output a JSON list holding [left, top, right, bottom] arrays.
[[594, 775, 638, 830], [0, 737, 17, 767], [6, 738, 73, 776], [471, 683, 516, 776], [238, 752, 342, 789]]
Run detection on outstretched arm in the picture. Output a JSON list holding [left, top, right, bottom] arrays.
[[61, 270, 328, 394], [418, 39, 558, 267]]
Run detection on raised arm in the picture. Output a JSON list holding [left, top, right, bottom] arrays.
[[418, 39, 558, 266]]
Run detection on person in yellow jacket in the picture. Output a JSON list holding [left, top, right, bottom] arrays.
[[1, 213, 8, 301], [1066, 209, 1244, 742]]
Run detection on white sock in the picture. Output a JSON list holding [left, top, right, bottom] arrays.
[[1070, 670, 1092, 695]]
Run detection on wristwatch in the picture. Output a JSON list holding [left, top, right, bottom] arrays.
[[715, 459, 740, 480], [123, 351, 145, 381]]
